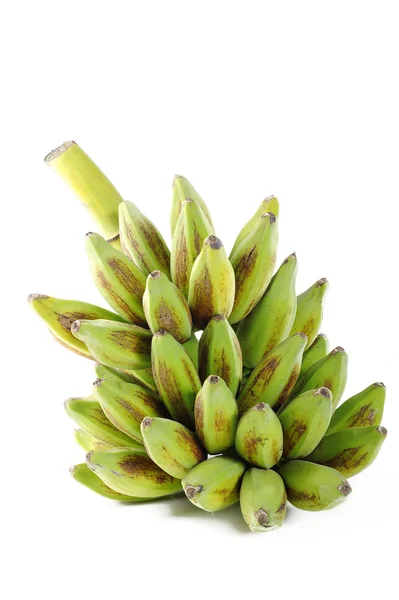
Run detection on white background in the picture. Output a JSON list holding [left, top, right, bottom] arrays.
[[1, 1, 398, 598]]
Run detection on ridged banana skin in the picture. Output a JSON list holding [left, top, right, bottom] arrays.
[[278, 460, 352, 511], [299, 333, 329, 379], [188, 236, 236, 329], [70, 463, 150, 502], [171, 198, 214, 298], [65, 396, 142, 448], [141, 417, 206, 479], [230, 195, 280, 258], [237, 333, 307, 415], [151, 330, 201, 427], [235, 403, 283, 468], [71, 319, 152, 370], [237, 253, 298, 369], [306, 425, 388, 478], [181, 456, 246, 512], [194, 376, 239, 454], [198, 315, 242, 395], [119, 200, 171, 277], [240, 468, 287, 532], [229, 213, 278, 325], [278, 387, 333, 459], [143, 270, 192, 343], [326, 382, 386, 436], [87, 448, 182, 498], [85, 232, 147, 325], [74, 428, 112, 452], [27, 294, 125, 359], [183, 334, 199, 370], [291, 346, 348, 410], [170, 175, 214, 236], [290, 278, 328, 349], [93, 378, 167, 443]]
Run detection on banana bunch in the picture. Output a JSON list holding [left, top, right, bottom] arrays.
[[30, 141, 388, 533]]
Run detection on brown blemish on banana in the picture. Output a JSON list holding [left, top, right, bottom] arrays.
[[283, 420, 307, 456], [194, 394, 205, 442], [137, 219, 170, 272], [239, 357, 281, 411], [277, 492, 287, 512], [58, 311, 100, 333], [346, 404, 377, 427], [152, 359, 192, 427], [154, 300, 184, 342], [175, 427, 206, 462], [119, 454, 175, 484], [243, 426, 266, 463], [286, 487, 318, 507], [271, 436, 283, 466], [107, 257, 145, 298], [214, 409, 229, 434], [174, 228, 189, 292], [275, 366, 300, 409], [255, 508, 270, 528], [96, 268, 144, 324], [319, 447, 368, 472], [109, 329, 151, 356], [190, 265, 214, 328]]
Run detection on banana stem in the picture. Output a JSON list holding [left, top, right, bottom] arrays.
[[45, 141, 123, 239]]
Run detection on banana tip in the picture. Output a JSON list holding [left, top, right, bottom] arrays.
[[44, 140, 75, 162], [141, 417, 153, 429], [376, 382, 386, 388], [316, 387, 331, 398], [93, 378, 103, 388], [254, 508, 269, 527], [27, 293, 48, 303], [154, 329, 167, 337], [184, 484, 203, 499], [71, 321, 80, 333], [317, 278, 328, 287], [69, 465, 77, 475], [206, 235, 223, 249], [377, 426, 388, 436], [208, 375, 220, 385], [332, 346, 345, 354], [338, 482, 352, 496], [150, 270, 162, 279], [254, 402, 267, 411]]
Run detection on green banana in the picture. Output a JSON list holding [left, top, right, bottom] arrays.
[[230, 195, 279, 258], [70, 463, 150, 501], [198, 315, 242, 395], [171, 175, 214, 236], [27, 294, 125, 359], [124, 368, 158, 393], [183, 333, 199, 370], [194, 376, 238, 454], [188, 236, 235, 329], [143, 270, 192, 343], [289, 278, 328, 349], [278, 460, 352, 511], [93, 378, 167, 443], [87, 448, 181, 498], [299, 333, 329, 379], [119, 200, 171, 277], [326, 382, 386, 436], [151, 330, 201, 427], [74, 428, 112, 452], [290, 346, 348, 410], [229, 212, 278, 324], [64, 396, 142, 448], [181, 456, 246, 512], [237, 253, 298, 369], [141, 417, 206, 479], [278, 387, 333, 459], [237, 333, 307, 414], [306, 425, 388, 478], [171, 198, 213, 298], [71, 319, 152, 370], [85, 232, 146, 325], [235, 402, 283, 468], [240, 468, 287, 532]]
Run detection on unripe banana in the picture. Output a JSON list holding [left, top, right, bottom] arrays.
[[119, 200, 171, 277], [151, 330, 201, 427], [27, 294, 125, 359], [181, 456, 246, 512], [235, 403, 283, 468], [70, 463, 150, 501], [278, 387, 333, 459], [229, 212, 278, 324], [326, 382, 386, 436], [85, 232, 146, 325], [183, 333, 199, 370], [71, 319, 152, 370], [290, 278, 328, 348], [230, 195, 279, 258], [141, 417, 206, 479], [194, 376, 238, 454], [299, 333, 329, 378], [290, 346, 348, 410], [188, 236, 235, 329], [87, 448, 181, 498], [170, 175, 214, 236], [143, 270, 192, 343], [198, 315, 242, 395], [64, 396, 142, 448], [124, 368, 158, 393], [240, 468, 287, 532], [306, 425, 388, 478], [237, 253, 297, 369], [237, 333, 307, 414], [278, 460, 352, 511], [171, 198, 213, 298], [93, 378, 167, 443], [74, 428, 112, 452]]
